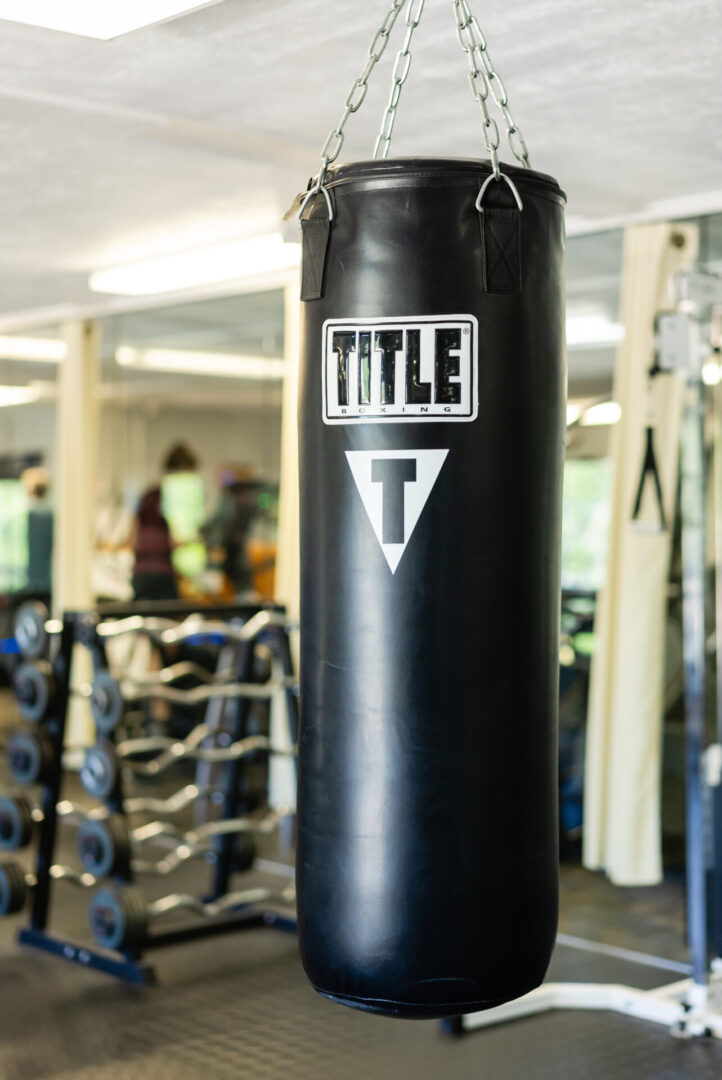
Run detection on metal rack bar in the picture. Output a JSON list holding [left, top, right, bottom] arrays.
[[19, 902, 298, 984], [211, 634, 255, 900], [28, 614, 74, 931]]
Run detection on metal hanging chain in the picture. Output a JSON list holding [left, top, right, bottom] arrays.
[[452, 0, 531, 172], [373, 0, 427, 160], [301, 0, 532, 218], [303, 0, 408, 216]]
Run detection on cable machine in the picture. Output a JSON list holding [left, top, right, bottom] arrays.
[[456, 267, 722, 1038]]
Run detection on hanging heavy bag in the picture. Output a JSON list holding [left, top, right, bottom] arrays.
[[294, 0, 566, 1019]]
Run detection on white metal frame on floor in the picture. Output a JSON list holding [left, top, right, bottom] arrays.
[[461, 973, 722, 1039]]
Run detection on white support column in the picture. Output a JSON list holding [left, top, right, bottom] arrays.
[[583, 224, 698, 885], [275, 277, 301, 626], [54, 319, 100, 747]]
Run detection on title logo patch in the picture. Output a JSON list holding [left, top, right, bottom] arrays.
[[322, 315, 478, 424]]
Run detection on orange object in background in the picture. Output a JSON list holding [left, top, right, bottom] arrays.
[[247, 539, 276, 599]]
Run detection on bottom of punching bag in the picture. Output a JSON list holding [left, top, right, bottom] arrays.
[[312, 978, 546, 1021]]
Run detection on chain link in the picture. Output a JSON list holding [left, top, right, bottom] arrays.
[[303, 0, 531, 219], [313, 0, 407, 191], [453, 0, 500, 177], [453, 0, 531, 170], [373, 0, 426, 159]]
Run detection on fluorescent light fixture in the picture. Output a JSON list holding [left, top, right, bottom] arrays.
[[580, 401, 621, 427], [90, 234, 302, 296], [566, 315, 625, 349], [0, 1, 224, 40], [566, 403, 581, 426], [0, 336, 66, 362], [702, 360, 722, 387], [115, 347, 286, 380], [0, 384, 42, 407]]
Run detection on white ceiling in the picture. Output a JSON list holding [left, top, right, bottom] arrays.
[[0, 0, 721, 323]]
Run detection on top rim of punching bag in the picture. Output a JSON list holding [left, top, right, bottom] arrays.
[[311, 157, 566, 206]]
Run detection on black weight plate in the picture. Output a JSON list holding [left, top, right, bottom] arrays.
[[13, 601, 49, 660], [90, 671, 125, 735], [0, 795, 34, 852], [89, 885, 147, 951], [6, 728, 55, 786], [76, 815, 131, 879], [234, 832, 257, 873], [0, 861, 28, 916], [80, 741, 119, 800], [13, 660, 54, 723]]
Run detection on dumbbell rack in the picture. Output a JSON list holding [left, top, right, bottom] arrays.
[[6, 600, 298, 985]]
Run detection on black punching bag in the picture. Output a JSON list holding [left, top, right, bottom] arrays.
[[294, 5, 566, 1023], [296, 155, 566, 1019]]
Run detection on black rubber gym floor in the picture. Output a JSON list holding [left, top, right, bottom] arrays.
[[0, 844, 719, 1080], [1, 923, 722, 1080], [0, 693, 720, 1079]]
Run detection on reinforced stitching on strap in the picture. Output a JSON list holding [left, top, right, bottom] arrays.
[[481, 208, 521, 294]]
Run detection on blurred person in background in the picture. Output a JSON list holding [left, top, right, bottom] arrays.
[[129, 441, 205, 601], [159, 442, 206, 584], [202, 466, 261, 595], [129, 485, 177, 602], [21, 466, 54, 609]]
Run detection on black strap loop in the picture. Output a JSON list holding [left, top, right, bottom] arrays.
[[300, 193, 332, 302], [631, 426, 666, 530], [479, 205, 522, 294]]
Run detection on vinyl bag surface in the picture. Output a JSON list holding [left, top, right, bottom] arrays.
[[296, 157, 566, 1018]]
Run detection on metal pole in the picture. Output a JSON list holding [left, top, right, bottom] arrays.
[[712, 382, 722, 958], [211, 638, 255, 900], [680, 317, 708, 990], [28, 614, 74, 931]]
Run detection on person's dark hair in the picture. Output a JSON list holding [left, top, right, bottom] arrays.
[[163, 442, 198, 473], [137, 487, 164, 523]]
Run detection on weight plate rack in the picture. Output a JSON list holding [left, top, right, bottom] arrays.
[[3, 599, 299, 984]]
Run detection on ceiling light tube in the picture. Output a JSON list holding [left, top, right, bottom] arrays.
[[115, 346, 286, 380], [580, 401, 622, 427], [702, 360, 722, 387], [0, 384, 43, 407], [0, 336, 67, 362], [90, 234, 302, 296], [566, 315, 625, 350], [0, 2, 225, 40]]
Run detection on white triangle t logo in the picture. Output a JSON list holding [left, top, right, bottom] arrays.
[[345, 449, 449, 574]]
